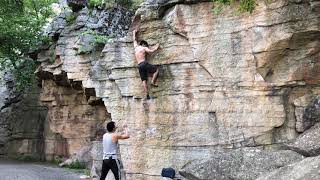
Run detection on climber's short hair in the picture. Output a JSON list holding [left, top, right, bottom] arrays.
[[139, 40, 149, 47], [106, 121, 116, 132]]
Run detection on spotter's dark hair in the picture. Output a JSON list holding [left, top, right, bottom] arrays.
[[106, 121, 116, 132]]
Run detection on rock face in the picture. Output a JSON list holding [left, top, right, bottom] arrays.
[[293, 95, 320, 132], [34, 0, 320, 179], [40, 79, 108, 160], [179, 148, 304, 180], [5, 86, 48, 160], [0, 71, 15, 156], [0, 70, 44, 159], [287, 123, 320, 157], [257, 155, 320, 180], [0, 70, 48, 159], [36, 5, 133, 162]]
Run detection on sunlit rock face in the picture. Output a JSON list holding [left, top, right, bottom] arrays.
[[39, 79, 109, 160], [35, 5, 133, 163], [36, 0, 320, 179]]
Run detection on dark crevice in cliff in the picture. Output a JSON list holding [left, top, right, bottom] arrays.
[[157, 0, 212, 19], [1, 95, 22, 110], [287, 146, 315, 157], [198, 63, 214, 79], [271, 85, 320, 146], [272, 87, 296, 144]]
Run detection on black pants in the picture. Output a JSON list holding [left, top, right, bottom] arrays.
[[100, 159, 121, 180]]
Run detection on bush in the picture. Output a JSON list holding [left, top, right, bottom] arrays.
[[88, 0, 144, 10], [16, 155, 38, 162], [88, 0, 104, 8], [65, 12, 79, 24], [212, 0, 256, 13], [51, 156, 64, 165], [66, 160, 86, 169]]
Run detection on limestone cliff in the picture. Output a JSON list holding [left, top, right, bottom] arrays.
[[34, 0, 320, 179]]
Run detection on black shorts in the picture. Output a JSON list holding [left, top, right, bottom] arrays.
[[138, 61, 157, 81]]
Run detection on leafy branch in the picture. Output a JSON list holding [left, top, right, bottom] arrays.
[[0, 0, 58, 91]]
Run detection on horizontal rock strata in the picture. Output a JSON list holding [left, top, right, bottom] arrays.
[[34, 0, 320, 179]]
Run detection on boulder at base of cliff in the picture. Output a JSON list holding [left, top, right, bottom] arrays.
[[59, 145, 92, 168], [287, 123, 320, 156], [257, 155, 320, 180], [179, 148, 304, 180]]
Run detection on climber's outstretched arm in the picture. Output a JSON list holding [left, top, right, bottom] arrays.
[[145, 43, 159, 53], [133, 29, 138, 48]]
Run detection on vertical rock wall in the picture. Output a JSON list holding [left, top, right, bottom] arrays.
[[40, 79, 109, 160], [0, 70, 48, 159], [0, 71, 14, 156], [35, 5, 133, 162], [35, 0, 320, 179]]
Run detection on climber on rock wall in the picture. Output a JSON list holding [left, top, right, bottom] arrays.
[[132, 26, 160, 100], [100, 121, 130, 180]]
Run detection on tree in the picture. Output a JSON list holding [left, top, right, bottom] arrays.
[[0, 0, 58, 91]]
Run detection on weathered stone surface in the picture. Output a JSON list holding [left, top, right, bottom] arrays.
[[287, 123, 320, 156], [0, 71, 16, 110], [0, 70, 47, 159], [0, 71, 14, 155], [35, 0, 320, 179], [179, 148, 304, 180], [0, 84, 48, 160], [59, 145, 92, 168], [40, 80, 109, 160], [257, 155, 320, 180], [293, 94, 317, 132], [302, 96, 320, 129]]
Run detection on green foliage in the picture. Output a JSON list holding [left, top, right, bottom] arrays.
[[131, 0, 144, 10], [88, 0, 144, 10], [77, 30, 114, 54], [82, 29, 113, 46], [239, 0, 255, 13], [212, 0, 256, 13], [0, 0, 58, 92], [51, 156, 63, 165], [88, 0, 104, 9], [66, 12, 79, 24], [16, 155, 38, 162], [66, 160, 86, 169], [92, 33, 112, 45], [14, 59, 37, 91], [84, 169, 91, 176]]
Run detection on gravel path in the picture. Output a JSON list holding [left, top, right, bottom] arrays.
[[0, 160, 84, 180]]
